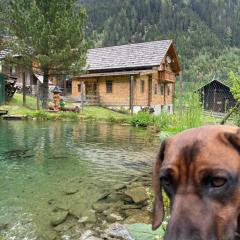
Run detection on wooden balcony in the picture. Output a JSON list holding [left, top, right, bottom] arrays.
[[159, 71, 176, 82]]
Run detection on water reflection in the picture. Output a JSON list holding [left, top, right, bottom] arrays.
[[0, 121, 160, 239]]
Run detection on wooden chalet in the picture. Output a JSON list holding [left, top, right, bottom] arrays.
[[71, 40, 181, 114], [198, 79, 236, 113], [0, 50, 39, 95], [0, 50, 56, 97]]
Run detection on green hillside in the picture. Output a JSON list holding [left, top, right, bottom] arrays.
[[79, 0, 240, 89]]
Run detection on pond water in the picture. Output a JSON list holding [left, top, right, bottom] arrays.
[[0, 121, 160, 240]]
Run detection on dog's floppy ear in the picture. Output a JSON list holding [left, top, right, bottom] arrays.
[[152, 140, 167, 230], [223, 129, 240, 154], [223, 129, 240, 236]]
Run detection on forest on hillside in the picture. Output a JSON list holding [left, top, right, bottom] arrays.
[[78, 0, 240, 89]]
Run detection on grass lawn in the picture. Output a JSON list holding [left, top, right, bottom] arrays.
[[0, 94, 37, 115], [0, 93, 129, 122], [82, 106, 129, 121], [0, 93, 222, 130]]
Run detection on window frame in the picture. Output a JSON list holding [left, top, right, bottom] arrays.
[[106, 80, 113, 93]]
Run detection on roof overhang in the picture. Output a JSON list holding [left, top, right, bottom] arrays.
[[74, 70, 155, 79]]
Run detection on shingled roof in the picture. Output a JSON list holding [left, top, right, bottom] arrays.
[[0, 49, 19, 60], [86, 40, 173, 72]]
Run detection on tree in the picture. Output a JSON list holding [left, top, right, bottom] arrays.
[[2, 0, 89, 109], [229, 72, 240, 101]]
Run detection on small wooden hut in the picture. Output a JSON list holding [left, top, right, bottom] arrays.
[[198, 79, 236, 113]]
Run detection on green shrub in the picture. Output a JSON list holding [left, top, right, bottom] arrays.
[[233, 112, 240, 126], [153, 113, 174, 130], [58, 111, 79, 120], [129, 112, 153, 127], [174, 93, 202, 131], [27, 110, 49, 120]]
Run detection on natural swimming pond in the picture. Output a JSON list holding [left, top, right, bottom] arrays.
[[0, 121, 160, 239]]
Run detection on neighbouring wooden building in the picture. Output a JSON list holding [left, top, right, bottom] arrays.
[[72, 40, 181, 114], [0, 50, 56, 97], [198, 79, 236, 113], [0, 50, 38, 94]]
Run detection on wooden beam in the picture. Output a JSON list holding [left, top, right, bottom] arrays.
[[130, 75, 134, 115]]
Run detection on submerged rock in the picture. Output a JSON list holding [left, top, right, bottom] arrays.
[[92, 203, 111, 212], [102, 223, 134, 240], [127, 182, 144, 189], [121, 204, 140, 210], [80, 230, 102, 240], [54, 219, 76, 233], [63, 186, 79, 195], [81, 210, 97, 224], [0, 223, 9, 231], [38, 230, 58, 240], [124, 211, 151, 225], [124, 187, 148, 204], [113, 184, 126, 191], [106, 213, 124, 223], [50, 210, 68, 226], [107, 192, 122, 202], [69, 203, 84, 218]]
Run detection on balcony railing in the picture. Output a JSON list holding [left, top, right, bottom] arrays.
[[65, 94, 100, 105]]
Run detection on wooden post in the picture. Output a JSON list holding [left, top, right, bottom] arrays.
[[36, 79, 40, 110], [130, 75, 134, 115], [179, 71, 183, 116], [0, 73, 5, 105], [64, 79, 67, 96], [22, 72, 26, 106], [213, 88, 217, 113], [80, 81, 85, 112]]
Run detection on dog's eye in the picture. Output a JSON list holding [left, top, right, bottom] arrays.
[[160, 176, 172, 187], [210, 177, 227, 188]]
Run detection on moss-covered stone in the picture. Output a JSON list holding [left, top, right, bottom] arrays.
[[124, 187, 148, 204]]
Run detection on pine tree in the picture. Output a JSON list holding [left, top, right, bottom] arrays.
[[2, 0, 89, 109]]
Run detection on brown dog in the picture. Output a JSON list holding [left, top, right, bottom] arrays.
[[152, 125, 240, 240]]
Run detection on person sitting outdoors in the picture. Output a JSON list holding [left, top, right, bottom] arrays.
[[59, 99, 65, 109]]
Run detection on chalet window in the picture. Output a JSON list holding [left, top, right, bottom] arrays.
[[140, 80, 145, 93], [78, 84, 81, 92], [160, 84, 164, 96], [106, 81, 113, 93], [154, 83, 158, 95]]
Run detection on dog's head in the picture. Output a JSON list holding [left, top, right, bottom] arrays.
[[152, 125, 240, 240]]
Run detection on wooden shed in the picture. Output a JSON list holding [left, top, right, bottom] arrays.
[[71, 40, 181, 114], [198, 79, 236, 113]]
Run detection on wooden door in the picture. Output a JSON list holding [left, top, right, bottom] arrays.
[[86, 82, 97, 95]]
